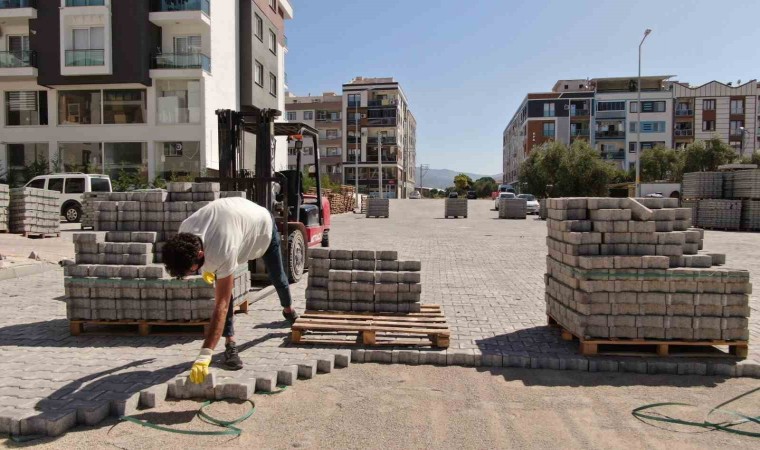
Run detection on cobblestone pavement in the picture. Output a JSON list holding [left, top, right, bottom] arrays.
[[0, 199, 758, 436]]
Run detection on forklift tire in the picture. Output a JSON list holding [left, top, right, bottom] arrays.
[[286, 230, 306, 283], [321, 230, 330, 248]]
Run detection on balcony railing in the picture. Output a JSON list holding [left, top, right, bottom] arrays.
[[0, 0, 36, 8], [0, 50, 35, 68], [316, 117, 341, 122], [347, 101, 360, 108], [675, 109, 694, 116], [152, 0, 210, 15], [674, 129, 694, 137], [368, 99, 398, 107], [347, 137, 361, 144], [320, 135, 342, 141], [570, 109, 590, 117], [152, 53, 211, 72], [65, 49, 104, 66], [730, 109, 744, 115], [595, 130, 625, 139], [367, 136, 397, 145], [367, 117, 396, 126], [571, 129, 589, 136], [602, 152, 626, 161], [65, 0, 105, 6]]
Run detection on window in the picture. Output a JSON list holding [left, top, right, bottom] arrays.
[[347, 94, 360, 108], [303, 111, 313, 120], [103, 90, 146, 124], [542, 123, 555, 137], [65, 178, 86, 194], [326, 129, 339, 139], [254, 61, 263, 86], [286, 112, 296, 121], [269, 0, 277, 10], [58, 142, 102, 172], [629, 142, 637, 153], [269, 73, 277, 97], [632, 101, 666, 113], [268, 30, 277, 54], [564, 84, 568, 89], [630, 121, 665, 133], [703, 99, 716, 110], [288, 148, 297, 156], [703, 120, 715, 131], [90, 177, 110, 192], [47, 178, 64, 193], [155, 142, 201, 178], [543, 103, 555, 117], [28, 179, 45, 189], [58, 90, 102, 125], [303, 147, 313, 155], [326, 147, 341, 156], [254, 14, 263, 41], [174, 35, 202, 54], [730, 120, 744, 135], [730, 99, 744, 115], [104, 142, 147, 179], [157, 80, 201, 124], [5, 91, 48, 126], [598, 101, 625, 112]]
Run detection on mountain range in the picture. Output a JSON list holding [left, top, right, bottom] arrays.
[[414, 168, 503, 189]]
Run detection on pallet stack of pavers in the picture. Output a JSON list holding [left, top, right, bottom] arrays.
[[305, 248, 422, 313], [444, 198, 468, 218], [499, 197, 526, 219], [365, 198, 389, 218], [544, 197, 750, 346], [0, 184, 8, 232], [697, 199, 742, 230], [682, 172, 723, 199], [81, 191, 112, 229], [740, 200, 760, 231], [65, 231, 250, 322], [9, 187, 60, 236]]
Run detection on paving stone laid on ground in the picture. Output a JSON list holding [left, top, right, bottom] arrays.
[[0, 199, 758, 437]]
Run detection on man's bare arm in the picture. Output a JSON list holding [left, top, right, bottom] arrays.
[[202, 274, 234, 350]]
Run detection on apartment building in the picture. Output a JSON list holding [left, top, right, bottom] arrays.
[[671, 80, 758, 156], [0, 0, 293, 185], [504, 76, 760, 185], [342, 76, 416, 199], [284, 91, 343, 184]]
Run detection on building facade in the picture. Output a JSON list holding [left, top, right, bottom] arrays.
[[503, 76, 759, 185], [0, 0, 293, 185]]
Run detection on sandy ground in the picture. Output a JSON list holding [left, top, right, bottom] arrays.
[[5, 364, 758, 450]]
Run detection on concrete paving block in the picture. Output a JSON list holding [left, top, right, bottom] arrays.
[[77, 402, 111, 426], [275, 366, 299, 386], [352, 250, 375, 260], [316, 355, 335, 373], [399, 272, 421, 283], [377, 250, 398, 261], [328, 281, 352, 291], [587, 198, 623, 209], [310, 258, 331, 269], [375, 283, 398, 293], [328, 270, 353, 282], [376, 260, 399, 271], [398, 260, 422, 271], [652, 209, 676, 221], [376, 271, 398, 283], [140, 265, 166, 279], [620, 360, 648, 374], [330, 259, 353, 270], [191, 182, 220, 193], [626, 199, 653, 221], [655, 221, 674, 232], [192, 192, 219, 202], [374, 302, 398, 312], [139, 384, 169, 409], [308, 276, 329, 288], [20, 410, 77, 437], [295, 360, 318, 379], [589, 209, 631, 221], [72, 232, 98, 243], [127, 254, 151, 265], [309, 248, 330, 259], [330, 249, 353, 260], [167, 182, 193, 193], [352, 259, 375, 271], [305, 288, 328, 300], [398, 292, 421, 302], [351, 270, 375, 282], [588, 359, 619, 372]]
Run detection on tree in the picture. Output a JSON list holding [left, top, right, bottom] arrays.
[[473, 176, 498, 198], [739, 151, 760, 166], [682, 136, 737, 173], [639, 145, 682, 182], [453, 173, 473, 194]]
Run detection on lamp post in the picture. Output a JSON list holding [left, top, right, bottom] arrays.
[[635, 28, 652, 198], [378, 134, 383, 199], [354, 96, 360, 212], [739, 127, 748, 158]]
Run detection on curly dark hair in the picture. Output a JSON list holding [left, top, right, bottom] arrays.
[[163, 233, 203, 278]]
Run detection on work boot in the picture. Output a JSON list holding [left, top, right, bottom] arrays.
[[222, 342, 243, 371], [282, 309, 299, 325]]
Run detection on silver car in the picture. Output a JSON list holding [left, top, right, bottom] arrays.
[[518, 194, 540, 214]]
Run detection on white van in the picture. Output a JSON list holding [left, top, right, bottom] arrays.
[[25, 173, 112, 223]]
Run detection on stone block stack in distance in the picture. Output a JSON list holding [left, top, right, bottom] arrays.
[[0, 184, 8, 232], [9, 187, 60, 236], [81, 191, 112, 229], [544, 197, 750, 343], [444, 198, 468, 218], [499, 197, 526, 219], [697, 199, 742, 230], [682, 172, 723, 199], [305, 248, 422, 313], [65, 231, 250, 322], [365, 198, 390, 218]]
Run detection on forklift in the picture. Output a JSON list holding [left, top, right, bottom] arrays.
[[197, 107, 331, 283]]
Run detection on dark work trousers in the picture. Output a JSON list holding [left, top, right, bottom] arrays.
[[222, 216, 292, 338]]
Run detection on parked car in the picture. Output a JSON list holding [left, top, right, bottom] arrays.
[[494, 191, 516, 210], [448, 192, 459, 198], [466, 190, 477, 199], [25, 173, 112, 223], [409, 191, 421, 199], [518, 194, 540, 214]]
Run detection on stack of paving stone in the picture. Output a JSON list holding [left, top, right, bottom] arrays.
[[696, 199, 742, 230], [365, 198, 389, 218], [740, 200, 760, 231], [444, 198, 468, 218], [681, 199, 700, 227], [682, 172, 723, 199], [498, 197, 526, 219], [305, 249, 422, 313], [0, 184, 8, 232], [65, 231, 250, 321], [8, 187, 60, 236], [731, 169, 760, 199], [539, 199, 548, 220], [81, 191, 112, 229], [544, 197, 750, 342]]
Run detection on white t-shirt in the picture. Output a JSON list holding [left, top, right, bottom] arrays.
[[179, 197, 273, 279]]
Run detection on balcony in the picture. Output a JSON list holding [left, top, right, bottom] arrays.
[[571, 129, 589, 137], [65, 49, 104, 67], [570, 109, 590, 117], [730, 109, 744, 116], [595, 130, 625, 139], [320, 135, 342, 141], [368, 98, 398, 107], [0, 50, 36, 77], [0, 0, 36, 20], [367, 136, 397, 145], [152, 53, 211, 72], [367, 117, 397, 127], [602, 152, 625, 161], [65, 0, 105, 5], [150, 0, 210, 26], [316, 117, 341, 123], [675, 109, 694, 116], [347, 136, 361, 144], [674, 129, 694, 137]]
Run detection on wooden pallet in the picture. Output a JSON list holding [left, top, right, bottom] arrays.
[[69, 300, 249, 336], [21, 232, 60, 239], [291, 304, 450, 348], [548, 315, 749, 358]]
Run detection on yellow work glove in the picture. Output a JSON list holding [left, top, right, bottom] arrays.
[[202, 272, 216, 285], [189, 348, 213, 384]]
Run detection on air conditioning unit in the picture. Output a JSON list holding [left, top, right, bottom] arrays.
[[563, 104, 570, 110], [360, 114, 367, 118]]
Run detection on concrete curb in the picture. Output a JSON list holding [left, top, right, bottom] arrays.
[[0, 262, 60, 282]]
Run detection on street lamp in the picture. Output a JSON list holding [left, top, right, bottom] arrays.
[[353, 95, 360, 212], [739, 127, 749, 158], [635, 28, 652, 198]]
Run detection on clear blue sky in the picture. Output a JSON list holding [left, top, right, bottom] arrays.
[[286, 0, 760, 175]]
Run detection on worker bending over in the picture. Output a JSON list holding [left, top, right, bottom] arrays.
[[162, 197, 299, 384]]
